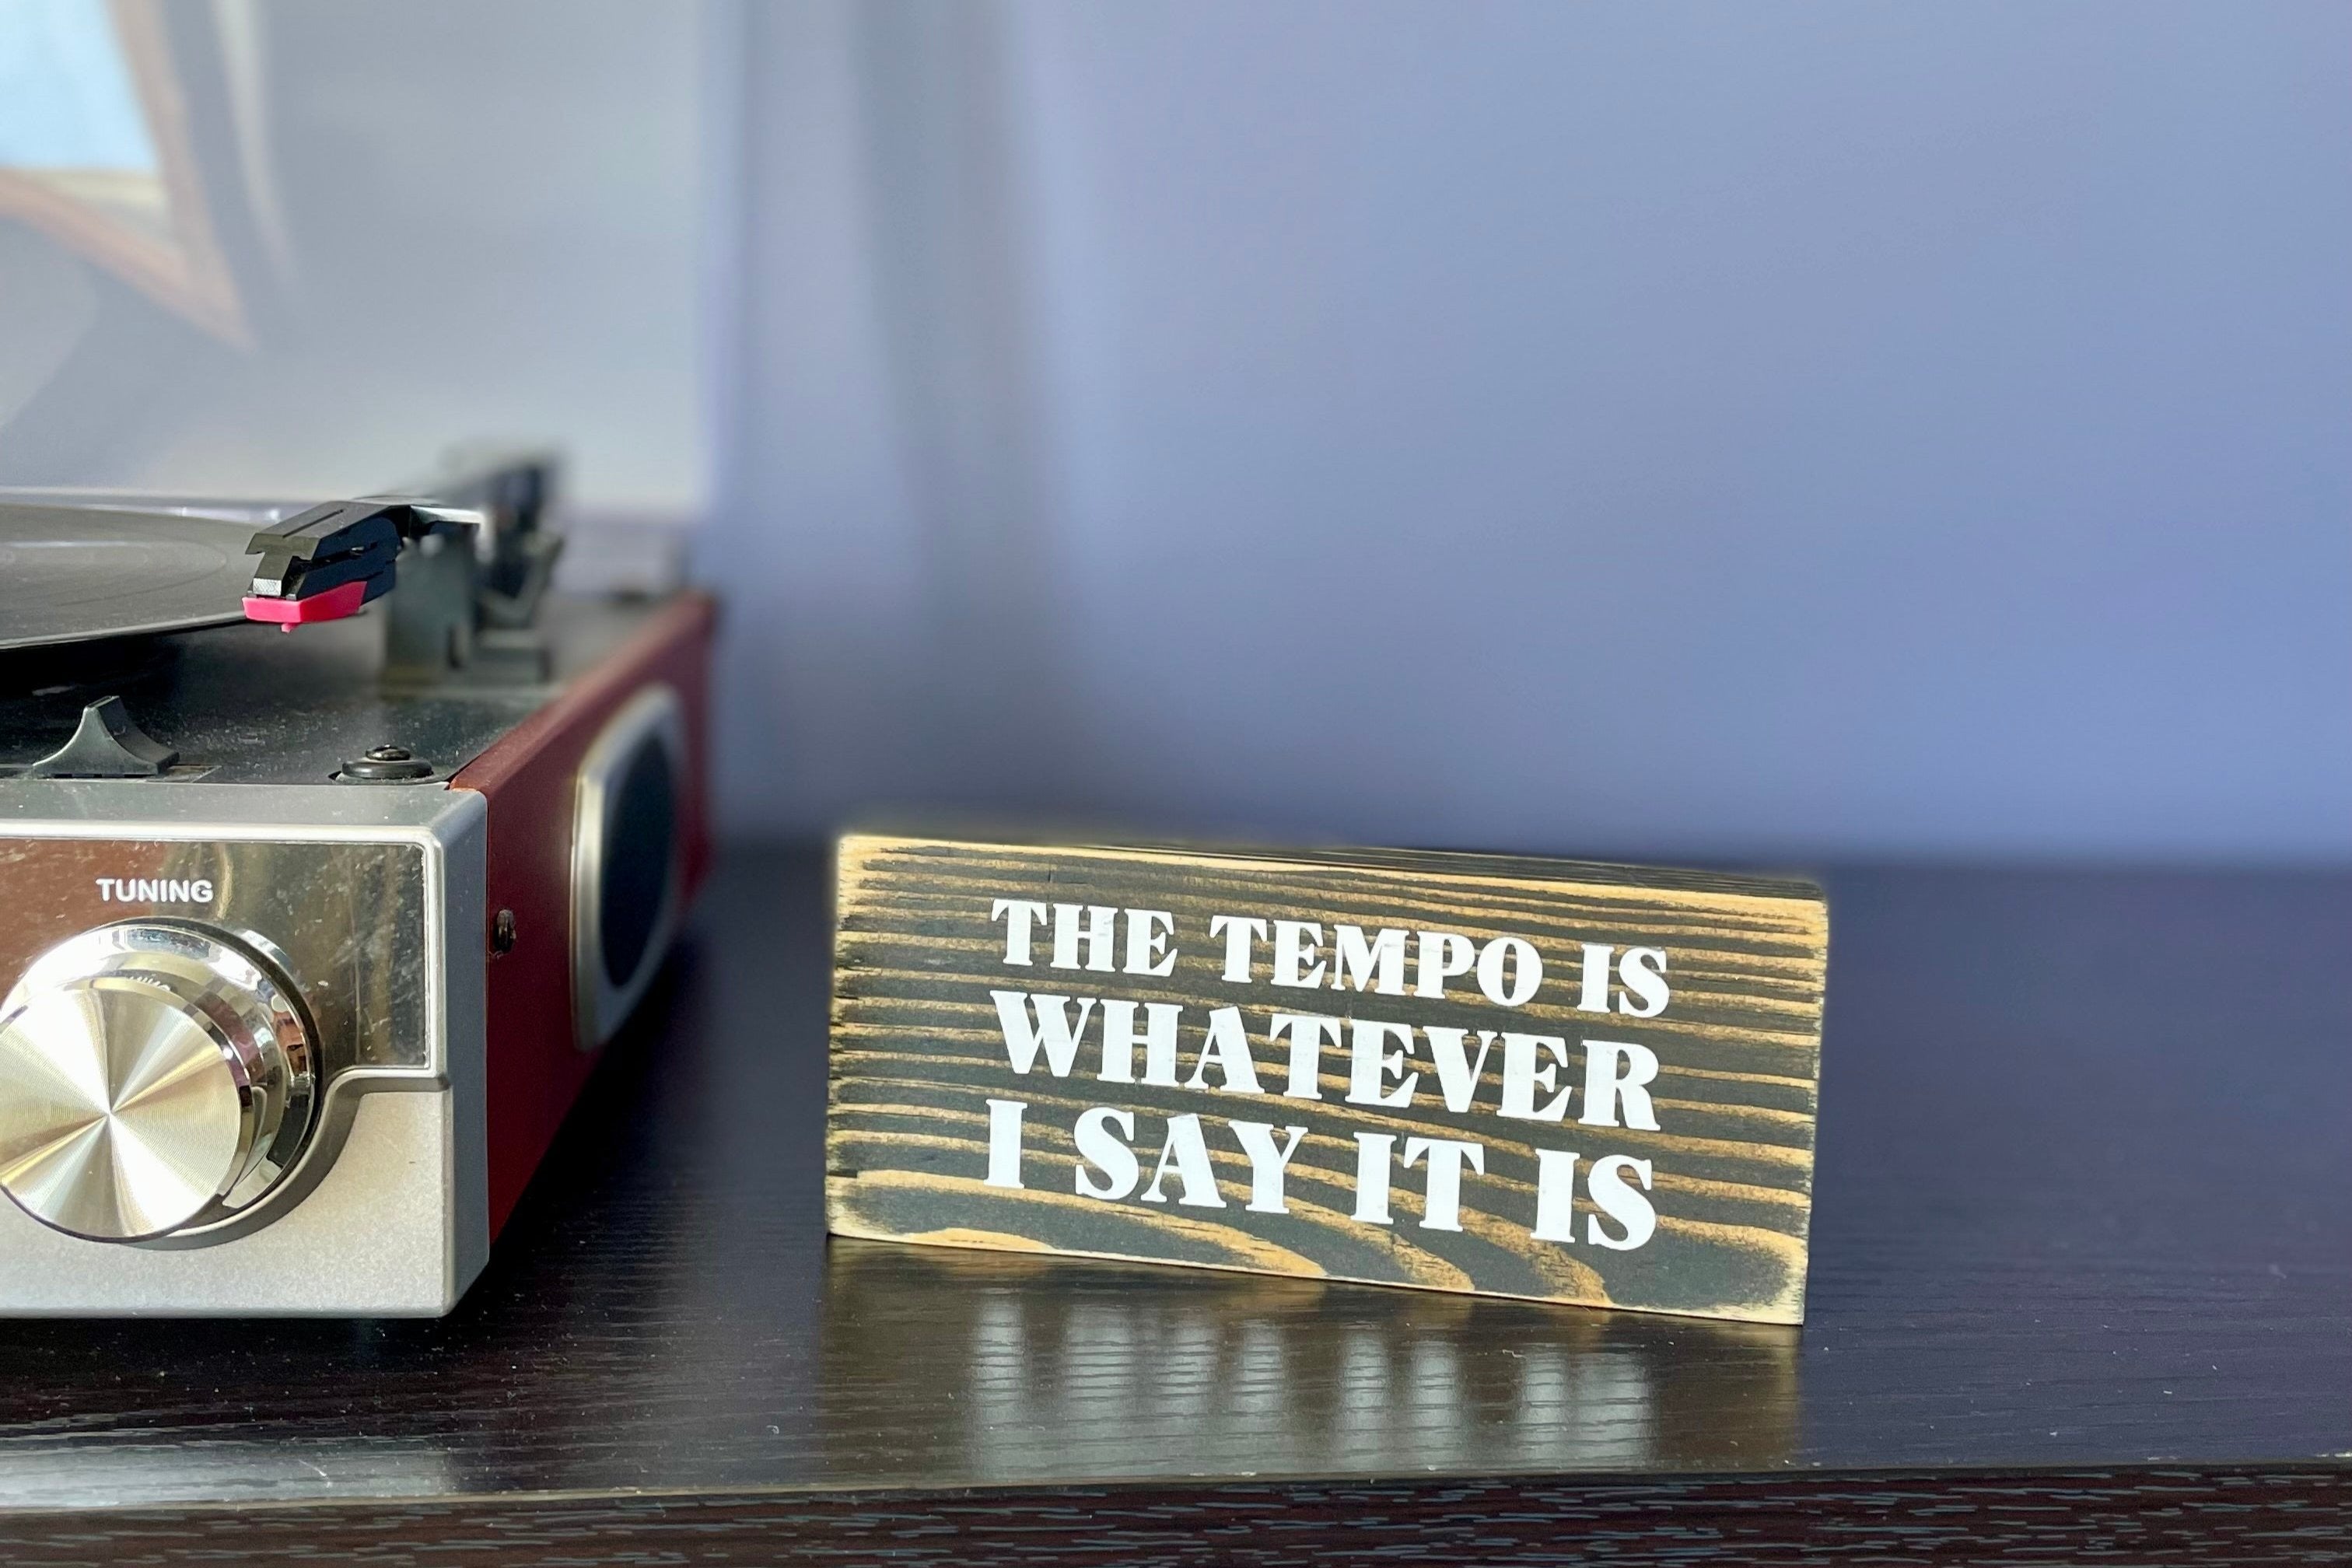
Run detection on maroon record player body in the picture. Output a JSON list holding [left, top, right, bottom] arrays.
[[459, 591, 714, 1237]]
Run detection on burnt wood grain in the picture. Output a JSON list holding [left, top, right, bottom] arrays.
[[829, 835, 1830, 1322], [0, 849, 2343, 1557]]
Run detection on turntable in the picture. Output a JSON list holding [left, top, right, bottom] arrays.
[[0, 457, 714, 1314]]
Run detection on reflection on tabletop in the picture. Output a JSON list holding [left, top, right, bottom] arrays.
[[0, 1436, 457, 1512], [817, 1240, 1797, 1485]]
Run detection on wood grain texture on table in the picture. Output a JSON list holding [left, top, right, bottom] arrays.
[[829, 834, 1829, 1322], [0, 1468, 2343, 1566], [0, 849, 2342, 1563]]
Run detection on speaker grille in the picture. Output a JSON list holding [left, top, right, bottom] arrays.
[[598, 733, 677, 990]]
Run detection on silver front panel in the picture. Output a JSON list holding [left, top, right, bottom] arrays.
[[0, 782, 488, 1314]]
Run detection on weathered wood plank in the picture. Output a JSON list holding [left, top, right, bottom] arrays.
[[828, 834, 1829, 1323]]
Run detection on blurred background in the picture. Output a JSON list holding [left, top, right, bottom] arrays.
[[1, 0, 2343, 862]]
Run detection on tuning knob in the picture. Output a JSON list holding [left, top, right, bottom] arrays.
[[0, 922, 316, 1242]]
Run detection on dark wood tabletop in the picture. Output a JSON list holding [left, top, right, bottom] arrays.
[[0, 848, 2344, 1564]]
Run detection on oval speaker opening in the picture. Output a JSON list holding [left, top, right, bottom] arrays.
[[572, 684, 686, 1050], [599, 734, 676, 989]]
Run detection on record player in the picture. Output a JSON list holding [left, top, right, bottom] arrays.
[[0, 457, 714, 1315]]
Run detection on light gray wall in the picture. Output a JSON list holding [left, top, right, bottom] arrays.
[[709, 1, 2352, 860], [3, 4, 2342, 860]]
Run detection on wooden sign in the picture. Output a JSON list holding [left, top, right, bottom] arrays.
[[827, 834, 1829, 1324]]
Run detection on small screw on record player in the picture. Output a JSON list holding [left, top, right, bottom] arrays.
[[0, 455, 715, 1315]]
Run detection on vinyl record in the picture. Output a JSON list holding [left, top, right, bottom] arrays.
[[0, 504, 261, 651]]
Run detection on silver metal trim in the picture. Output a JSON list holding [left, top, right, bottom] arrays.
[[0, 799, 462, 1086], [569, 683, 686, 1052], [0, 783, 492, 1312]]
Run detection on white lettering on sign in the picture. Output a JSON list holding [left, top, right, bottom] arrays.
[[95, 877, 215, 904], [980, 889, 1675, 1255]]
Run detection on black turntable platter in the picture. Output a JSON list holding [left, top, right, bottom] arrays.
[[0, 502, 261, 651]]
